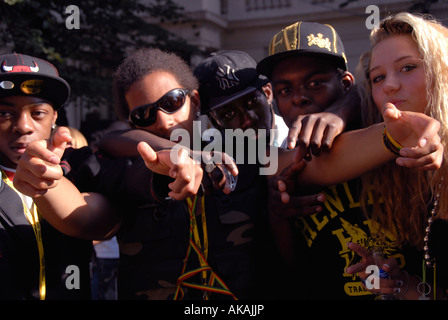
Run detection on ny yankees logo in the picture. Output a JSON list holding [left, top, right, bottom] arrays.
[[216, 64, 240, 90]]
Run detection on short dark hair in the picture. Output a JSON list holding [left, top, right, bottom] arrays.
[[112, 48, 198, 120]]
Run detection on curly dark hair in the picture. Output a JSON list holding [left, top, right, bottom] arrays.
[[112, 47, 198, 120]]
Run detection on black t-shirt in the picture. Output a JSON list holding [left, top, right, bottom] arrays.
[[62, 147, 275, 300], [0, 175, 92, 300]]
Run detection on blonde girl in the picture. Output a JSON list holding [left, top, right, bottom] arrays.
[[359, 12, 447, 248], [348, 12, 448, 299]]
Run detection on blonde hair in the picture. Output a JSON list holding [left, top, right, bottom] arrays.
[[357, 12, 448, 247], [67, 127, 88, 149]]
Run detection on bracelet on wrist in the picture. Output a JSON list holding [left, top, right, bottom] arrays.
[[382, 127, 403, 156]]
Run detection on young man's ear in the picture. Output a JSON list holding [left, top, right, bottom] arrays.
[[341, 71, 355, 91], [261, 82, 274, 104], [52, 110, 58, 128], [190, 89, 201, 115]]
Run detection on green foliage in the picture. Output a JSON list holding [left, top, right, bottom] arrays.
[[0, 0, 200, 111]]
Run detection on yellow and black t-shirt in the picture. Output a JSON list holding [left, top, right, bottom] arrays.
[[293, 178, 422, 299]]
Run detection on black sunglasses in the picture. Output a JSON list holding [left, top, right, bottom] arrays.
[[129, 88, 190, 127]]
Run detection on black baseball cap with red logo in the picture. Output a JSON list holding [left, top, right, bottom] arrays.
[[0, 53, 70, 109]]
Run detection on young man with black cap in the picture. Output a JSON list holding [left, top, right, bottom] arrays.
[[257, 21, 359, 153], [0, 53, 93, 299], [194, 50, 288, 148], [255, 23, 363, 298], [193, 49, 328, 222]]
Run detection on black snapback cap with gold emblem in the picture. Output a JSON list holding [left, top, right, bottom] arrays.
[[257, 21, 348, 77], [0, 53, 70, 109]]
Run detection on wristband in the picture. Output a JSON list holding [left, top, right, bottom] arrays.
[[382, 127, 403, 156]]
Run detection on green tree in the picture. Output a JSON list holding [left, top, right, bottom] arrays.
[[0, 0, 200, 122]]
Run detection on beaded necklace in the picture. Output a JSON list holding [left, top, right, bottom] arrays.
[[423, 177, 443, 267], [419, 177, 443, 300]]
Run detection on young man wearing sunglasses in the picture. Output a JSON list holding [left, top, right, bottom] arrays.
[[129, 88, 191, 129], [111, 48, 273, 299]]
